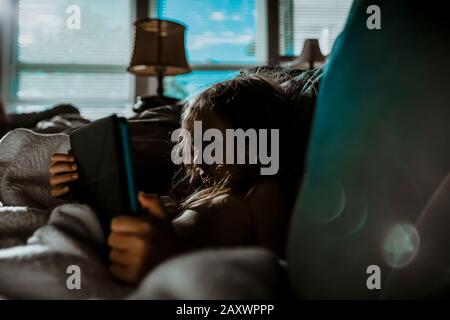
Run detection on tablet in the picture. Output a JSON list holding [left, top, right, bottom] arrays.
[[69, 115, 138, 233]]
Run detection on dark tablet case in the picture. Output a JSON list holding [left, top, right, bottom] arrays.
[[69, 115, 138, 232]]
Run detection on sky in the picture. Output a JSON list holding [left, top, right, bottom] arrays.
[[159, 0, 258, 64]]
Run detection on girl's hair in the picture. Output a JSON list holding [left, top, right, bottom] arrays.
[[173, 75, 298, 209]]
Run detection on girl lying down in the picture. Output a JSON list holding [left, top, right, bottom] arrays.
[[48, 75, 300, 284]]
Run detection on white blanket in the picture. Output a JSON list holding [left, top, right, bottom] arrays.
[[0, 129, 132, 299]]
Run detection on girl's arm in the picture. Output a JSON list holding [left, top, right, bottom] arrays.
[[172, 194, 253, 248]]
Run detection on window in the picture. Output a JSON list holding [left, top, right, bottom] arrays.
[[0, 0, 13, 103], [156, 0, 265, 99], [164, 70, 240, 100], [4, 0, 355, 116], [280, 0, 353, 56], [15, 0, 134, 114]]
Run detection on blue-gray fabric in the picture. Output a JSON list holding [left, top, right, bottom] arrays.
[[288, 0, 450, 298]]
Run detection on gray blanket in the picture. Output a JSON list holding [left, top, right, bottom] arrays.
[[0, 129, 132, 299]]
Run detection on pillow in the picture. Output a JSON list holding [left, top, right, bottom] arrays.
[[128, 104, 182, 194]]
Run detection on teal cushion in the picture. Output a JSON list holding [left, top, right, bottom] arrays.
[[288, 0, 450, 298]]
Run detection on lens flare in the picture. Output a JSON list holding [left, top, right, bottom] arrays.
[[301, 180, 346, 224], [383, 223, 420, 269]]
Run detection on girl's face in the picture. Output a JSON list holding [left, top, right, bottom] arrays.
[[190, 111, 231, 180], [187, 108, 261, 193]]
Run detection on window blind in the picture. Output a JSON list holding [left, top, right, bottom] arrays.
[[16, 0, 134, 106], [280, 0, 354, 56]]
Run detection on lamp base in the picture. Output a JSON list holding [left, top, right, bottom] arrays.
[[133, 95, 180, 114]]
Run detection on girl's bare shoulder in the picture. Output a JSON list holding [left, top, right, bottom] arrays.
[[247, 180, 286, 207]]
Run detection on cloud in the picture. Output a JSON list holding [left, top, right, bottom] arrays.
[[221, 31, 235, 37], [190, 31, 253, 50], [209, 12, 243, 22], [209, 11, 226, 21]]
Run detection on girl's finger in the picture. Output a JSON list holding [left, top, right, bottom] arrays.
[[111, 215, 151, 234], [51, 153, 75, 163], [109, 249, 130, 265], [109, 263, 132, 282], [107, 232, 144, 251], [138, 192, 167, 220], [50, 172, 79, 187], [49, 162, 78, 175], [50, 185, 70, 197]]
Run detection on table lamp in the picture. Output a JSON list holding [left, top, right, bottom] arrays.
[[128, 18, 191, 112], [291, 38, 326, 70]]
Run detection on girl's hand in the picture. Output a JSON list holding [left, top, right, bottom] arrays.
[[49, 153, 79, 197], [108, 192, 183, 284]]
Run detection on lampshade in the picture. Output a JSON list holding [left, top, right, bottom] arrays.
[[128, 18, 191, 76], [291, 39, 326, 70]]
